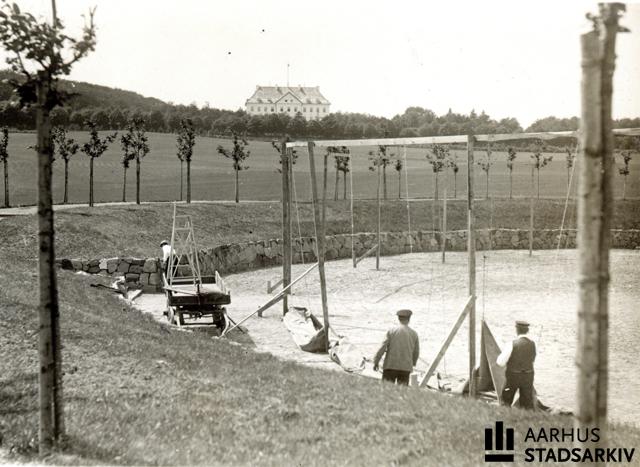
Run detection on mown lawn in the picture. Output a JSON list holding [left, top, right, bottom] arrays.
[[4, 131, 639, 206], [1, 203, 640, 465]]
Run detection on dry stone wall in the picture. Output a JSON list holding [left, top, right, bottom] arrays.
[[57, 228, 640, 290]]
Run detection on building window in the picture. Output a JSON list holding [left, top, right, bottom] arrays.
[[250, 106, 254, 111], [323, 108, 327, 113], [288, 107, 291, 112], [271, 107, 274, 112], [316, 108, 319, 113]]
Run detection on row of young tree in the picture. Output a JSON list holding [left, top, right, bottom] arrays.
[[0, 127, 636, 208]]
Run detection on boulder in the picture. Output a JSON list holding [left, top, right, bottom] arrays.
[[117, 261, 130, 273], [143, 259, 157, 273], [106, 258, 119, 274], [129, 265, 143, 274], [149, 273, 160, 285], [125, 273, 139, 282]]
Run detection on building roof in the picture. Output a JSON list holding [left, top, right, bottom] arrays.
[[246, 86, 330, 106]]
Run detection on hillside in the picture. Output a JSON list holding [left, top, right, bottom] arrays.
[[1, 204, 639, 465], [0, 70, 168, 111]]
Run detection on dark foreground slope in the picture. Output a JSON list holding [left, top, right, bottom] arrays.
[[1, 205, 639, 465]]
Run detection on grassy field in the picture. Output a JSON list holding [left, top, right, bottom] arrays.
[[2, 204, 639, 465], [3, 132, 639, 206], [2, 199, 639, 260]]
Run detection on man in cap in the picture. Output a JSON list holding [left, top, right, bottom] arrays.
[[373, 309, 420, 386], [497, 320, 536, 409]]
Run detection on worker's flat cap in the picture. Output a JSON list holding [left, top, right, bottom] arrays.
[[396, 309, 413, 318], [515, 320, 530, 327], [160, 240, 169, 246]]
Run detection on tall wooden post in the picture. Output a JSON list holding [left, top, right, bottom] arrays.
[[467, 134, 476, 398], [308, 142, 330, 351], [281, 141, 292, 315], [441, 187, 447, 263], [529, 166, 534, 256], [376, 160, 381, 270], [575, 5, 623, 458]]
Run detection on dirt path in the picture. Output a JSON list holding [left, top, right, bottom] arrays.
[[0, 199, 278, 217]]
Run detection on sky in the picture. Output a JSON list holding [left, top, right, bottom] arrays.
[[3, 0, 640, 128]]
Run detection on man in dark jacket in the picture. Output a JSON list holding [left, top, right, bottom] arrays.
[[497, 320, 536, 409], [373, 309, 420, 386]]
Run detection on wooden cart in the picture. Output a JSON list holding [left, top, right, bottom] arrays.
[[162, 204, 231, 334]]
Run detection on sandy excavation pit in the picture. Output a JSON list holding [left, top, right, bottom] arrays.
[[135, 249, 640, 426]]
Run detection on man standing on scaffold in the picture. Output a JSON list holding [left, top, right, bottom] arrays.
[[497, 320, 536, 409], [373, 309, 420, 386]]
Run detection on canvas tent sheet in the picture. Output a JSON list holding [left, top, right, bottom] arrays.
[[477, 320, 546, 410], [283, 306, 365, 373]]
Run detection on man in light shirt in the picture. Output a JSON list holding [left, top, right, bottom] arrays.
[[160, 240, 172, 276], [373, 309, 420, 386], [496, 320, 536, 409]]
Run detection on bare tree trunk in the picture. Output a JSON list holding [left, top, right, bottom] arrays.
[[136, 157, 141, 205], [343, 171, 347, 200], [537, 168, 540, 199], [622, 176, 626, 201], [454, 172, 457, 199], [89, 157, 93, 207], [383, 164, 387, 200], [485, 172, 489, 199], [398, 170, 401, 198], [567, 167, 571, 191], [187, 160, 191, 203], [3, 157, 8, 207], [36, 79, 61, 454], [509, 170, 513, 199], [334, 166, 339, 201], [180, 160, 183, 201], [63, 159, 68, 204], [122, 167, 127, 202], [235, 167, 239, 203], [434, 172, 439, 201]]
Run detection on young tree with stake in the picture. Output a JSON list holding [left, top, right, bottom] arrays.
[[0, 127, 9, 207], [368, 145, 392, 200], [617, 151, 632, 200], [565, 146, 576, 190], [530, 141, 553, 199], [217, 133, 250, 203], [448, 153, 460, 199], [426, 144, 449, 200], [328, 146, 349, 200], [81, 120, 116, 207], [273, 140, 298, 173], [477, 145, 492, 199], [52, 127, 78, 204], [119, 130, 136, 202], [0, 1, 96, 453], [122, 117, 149, 205], [394, 157, 403, 199], [177, 118, 196, 203], [506, 147, 517, 199]]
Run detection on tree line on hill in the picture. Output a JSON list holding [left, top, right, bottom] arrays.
[[1, 69, 639, 145]]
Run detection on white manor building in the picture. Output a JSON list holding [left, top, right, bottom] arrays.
[[245, 86, 330, 121]]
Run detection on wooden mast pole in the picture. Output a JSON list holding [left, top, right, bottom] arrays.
[[308, 142, 331, 351], [442, 187, 447, 263], [376, 158, 381, 270], [576, 4, 624, 458], [467, 134, 476, 398], [529, 165, 534, 256], [281, 140, 292, 315]]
